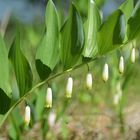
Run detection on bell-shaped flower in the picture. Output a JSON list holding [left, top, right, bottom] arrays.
[[102, 63, 109, 82], [119, 56, 124, 74], [113, 82, 122, 105], [86, 73, 92, 90], [24, 105, 31, 125], [131, 48, 136, 63], [48, 111, 56, 128], [46, 87, 52, 108], [66, 77, 73, 98]]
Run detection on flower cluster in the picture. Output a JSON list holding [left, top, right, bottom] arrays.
[[24, 48, 137, 125]]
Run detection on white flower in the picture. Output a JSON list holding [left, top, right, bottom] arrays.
[[66, 77, 73, 98], [24, 105, 31, 125], [102, 63, 109, 82], [116, 81, 121, 92], [48, 111, 56, 128], [113, 94, 120, 105], [46, 87, 52, 108], [131, 48, 136, 63], [113, 90, 122, 105], [86, 73, 92, 90], [113, 82, 122, 105], [119, 56, 124, 74]]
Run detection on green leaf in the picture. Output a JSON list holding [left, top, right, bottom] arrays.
[[119, 0, 134, 43], [0, 115, 4, 122], [119, 0, 134, 22], [127, 1, 140, 42], [60, 3, 84, 70], [98, 10, 124, 55], [0, 35, 12, 114], [9, 31, 33, 97], [36, 0, 59, 80], [83, 0, 101, 58]]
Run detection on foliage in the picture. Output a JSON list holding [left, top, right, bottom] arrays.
[[0, 0, 140, 139]]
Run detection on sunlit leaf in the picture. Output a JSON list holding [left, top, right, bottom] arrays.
[[60, 3, 84, 70], [9, 31, 33, 97], [119, 0, 134, 22], [36, 0, 59, 80], [0, 35, 12, 114], [119, 0, 134, 42], [98, 10, 124, 55], [83, 0, 101, 58], [127, 1, 140, 43]]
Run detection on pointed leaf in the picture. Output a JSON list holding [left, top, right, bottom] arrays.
[[36, 0, 59, 80], [127, 1, 140, 42], [83, 0, 101, 58], [119, 0, 134, 42], [98, 10, 124, 55], [60, 3, 84, 70], [119, 0, 134, 22], [9, 31, 33, 97], [0, 35, 12, 114]]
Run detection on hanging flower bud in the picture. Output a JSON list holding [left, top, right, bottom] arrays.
[[119, 56, 124, 74], [113, 82, 122, 105], [102, 63, 109, 82], [46, 87, 52, 108], [66, 77, 73, 98], [113, 90, 122, 106], [113, 94, 120, 105], [24, 105, 31, 126], [131, 48, 136, 63], [48, 111, 56, 128], [86, 73, 92, 90]]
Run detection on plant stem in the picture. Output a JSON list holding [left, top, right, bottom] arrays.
[[0, 57, 98, 127]]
